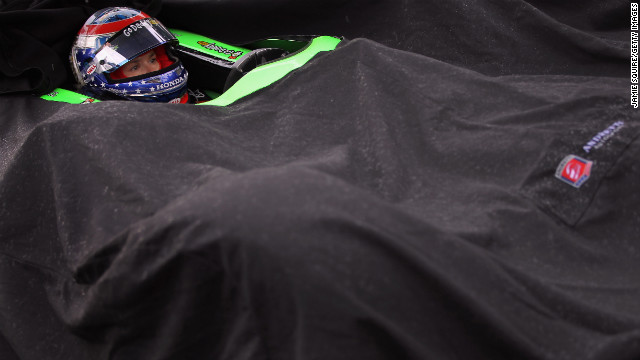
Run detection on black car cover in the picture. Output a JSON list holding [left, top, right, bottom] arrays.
[[1, 0, 639, 359]]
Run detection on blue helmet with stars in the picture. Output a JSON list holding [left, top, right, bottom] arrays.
[[70, 7, 188, 103]]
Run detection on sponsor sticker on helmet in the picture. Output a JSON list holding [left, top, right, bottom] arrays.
[[123, 21, 146, 37], [555, 155, 593, 188], [86, 64, 97, 75]]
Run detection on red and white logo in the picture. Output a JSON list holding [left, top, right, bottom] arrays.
[[86, 64, 97, 75], [555, 155, 593, 188]]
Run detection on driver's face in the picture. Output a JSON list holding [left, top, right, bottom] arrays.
[[120, 50, 160, 78]]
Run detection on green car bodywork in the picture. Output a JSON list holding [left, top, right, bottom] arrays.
[[41, 30, 341, 106]]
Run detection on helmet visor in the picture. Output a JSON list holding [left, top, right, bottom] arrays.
[[90, 18, 177, 75]]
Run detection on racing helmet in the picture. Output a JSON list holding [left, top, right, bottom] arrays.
[[70, 7, 188, 103]]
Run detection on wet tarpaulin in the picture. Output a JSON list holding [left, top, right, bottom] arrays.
[[1, 0, 639, 359]]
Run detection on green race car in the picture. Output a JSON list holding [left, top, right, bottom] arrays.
[[42, 28, 341, 106]]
